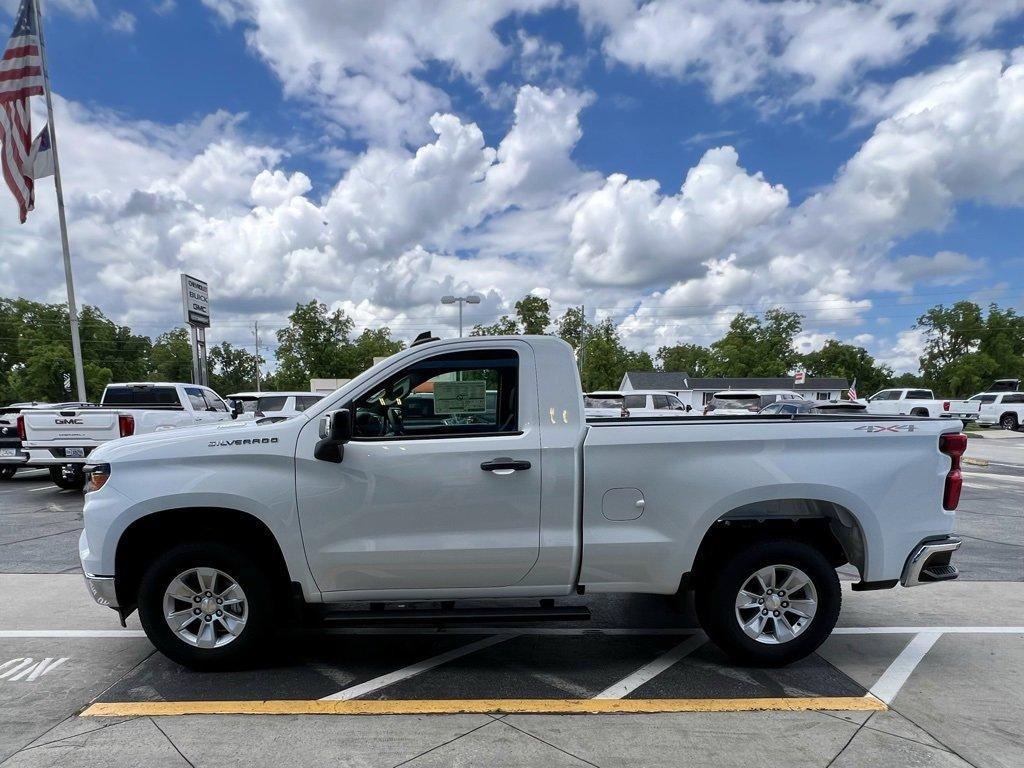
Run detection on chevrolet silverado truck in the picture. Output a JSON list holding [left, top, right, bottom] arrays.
[[862, 388, 979, 421], [79, 335, 965, 669], [22, 383, 240, 489]]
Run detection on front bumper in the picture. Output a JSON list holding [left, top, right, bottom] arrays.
[[901, 537, 961, 587], [83, 572, 119, 609]]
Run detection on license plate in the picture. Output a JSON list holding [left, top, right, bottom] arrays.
[[65, 447, 85, 458], [0, 448, 15, 457]]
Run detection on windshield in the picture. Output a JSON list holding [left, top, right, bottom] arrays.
[[710, 395, 760, 410], [585, 395, 624, 408]]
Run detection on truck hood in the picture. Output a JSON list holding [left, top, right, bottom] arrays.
[[89, 417, 303, 463]]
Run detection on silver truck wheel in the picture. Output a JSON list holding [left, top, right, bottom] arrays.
[[734, 564, 817, 645], [162, 567, 249, 649]]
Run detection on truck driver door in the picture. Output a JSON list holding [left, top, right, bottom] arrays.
[[295, 342, 542, 595]]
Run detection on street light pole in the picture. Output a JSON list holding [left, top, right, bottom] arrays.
[[441, 294, 481, 337]]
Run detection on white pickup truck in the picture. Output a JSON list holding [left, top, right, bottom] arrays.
[[22, 382, 239, 489], [863, 388, 979, 421], [975, 391, 1024, 430], [79, 335, 965, 670]]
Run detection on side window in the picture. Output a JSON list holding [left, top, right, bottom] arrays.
[[761, 403, 780, 414], [1004, 394, 1024, 404], [184, 387, 209, 411], [258, 396, 288, 412], [978, 394, 997, 404], [908, 390, 932, 400], [666, 395, 684, 410], [351, 349, 519, 439], [295, 396, 322, 411], [204, 390, 228, 411], [870, 391, 895, 401], [652, 395, 671, 409], [816, 392, 830, 400], [624, 395, 646, 409]]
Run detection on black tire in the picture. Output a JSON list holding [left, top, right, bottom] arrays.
[[695, 538, 841, 667], [49, 465, 85, 490], [0, 466, 16, 480], [1000, 413, 1019, 431], [137, 541, 276, 670]]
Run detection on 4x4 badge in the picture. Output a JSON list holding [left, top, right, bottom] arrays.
[[854, 424, 916, 433]]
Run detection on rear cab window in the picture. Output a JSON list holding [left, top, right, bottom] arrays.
[[258, 396, 289, 412], [102, 386, 181, 407]]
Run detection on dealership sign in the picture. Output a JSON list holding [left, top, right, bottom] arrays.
[[180, 274, 210, 328]]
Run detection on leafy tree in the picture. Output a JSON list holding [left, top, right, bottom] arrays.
[[710, 309, 803, 376], [555, 306, 586, 351], [208, 342, 263, 394], [471, 316, 519, 336], [273, 300, 356, 390], [657, 343, 714, 376], [515, 295, 551, 335], [350, 327, 404, 371], [917, 301, 1024, 396], [150, 328, 193, 383], [562, 314, 654, 390], [800, 340, 892, 398]]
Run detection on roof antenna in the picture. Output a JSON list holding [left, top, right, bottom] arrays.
[[411, 331, 440, 347]]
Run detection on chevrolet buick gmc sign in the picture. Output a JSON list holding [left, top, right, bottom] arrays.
[[180, 273, 211, 328]]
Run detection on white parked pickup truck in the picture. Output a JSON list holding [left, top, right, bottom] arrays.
[[863, 388, 979, 421], [975, 391, 1024, 430], [22, 382, 239, 489], [79, 335, 965, 669]]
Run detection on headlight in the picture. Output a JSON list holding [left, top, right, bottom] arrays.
[[84, 463, 111, 493]]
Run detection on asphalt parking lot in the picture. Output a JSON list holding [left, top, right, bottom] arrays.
[[1, 433, 1022, 767]]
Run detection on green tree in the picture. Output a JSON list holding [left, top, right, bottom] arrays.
[[351, 327, 404, 371], [514, 295, 551, 335], [916, 301, 1024, 396], [208, 342, 263, 394], [657, 343, 714, 375], [555, 306, 587, 351], [800, 340, 892, 397], [710, 309, 803, 376], [150, 328, 193, 383], [471, 316, 519, 336], [273, 300, 356, 390], [557, 312, 653, 390]]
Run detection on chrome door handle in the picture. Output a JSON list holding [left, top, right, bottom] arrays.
[[480, 457, 531, 474]]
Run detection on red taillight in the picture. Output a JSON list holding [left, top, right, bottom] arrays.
[[943, 401, 950, 411], [939, 432, 967, 510], [118, 414, 135, 437], [16, 414, 25, 441]]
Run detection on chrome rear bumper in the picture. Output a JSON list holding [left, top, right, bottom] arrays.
[[901, 537, 961, 587]]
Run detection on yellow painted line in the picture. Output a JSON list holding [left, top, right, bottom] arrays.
[[81, 695, 886, 717]]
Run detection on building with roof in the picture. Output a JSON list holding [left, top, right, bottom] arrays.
[[619, 371, 849, 409]]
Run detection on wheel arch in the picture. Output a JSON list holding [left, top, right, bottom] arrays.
[[687, 497, 868, 590], [114, 506, 293, 612]]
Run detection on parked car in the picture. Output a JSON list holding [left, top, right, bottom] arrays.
[[80, 335, 963, 670], [584, 390, 691, 418], [987, 378, 1020, 392], [705, 390, 804, 415], [1, 402, 91, 479], [760, 399, 867, 415], [21, 383, 240, 489], [862, 388, 979, 420], [226, 391, 325, 422], [975, 391, 1024, 430]]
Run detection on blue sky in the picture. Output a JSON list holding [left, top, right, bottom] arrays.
[[3, 0, 1024, 372]]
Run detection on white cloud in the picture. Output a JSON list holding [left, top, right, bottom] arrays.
[[109, 10, 136, 33]]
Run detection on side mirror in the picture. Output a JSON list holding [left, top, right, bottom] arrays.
[[315, 410, 351, 463], [230, 400, 245, 419]]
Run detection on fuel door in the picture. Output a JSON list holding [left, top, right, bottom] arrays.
[[602, 487, 645, 521]]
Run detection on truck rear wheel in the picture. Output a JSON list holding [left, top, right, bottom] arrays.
[[695, 539, 840, 667], [49, 466, 85, 490], [0, 467, 16, 480], [1000, 413, 1019, 431], [137, 541, 275, 670]]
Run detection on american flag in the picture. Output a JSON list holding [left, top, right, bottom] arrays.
[[848, 378, 858, 401], [0, 0, 44, 223]]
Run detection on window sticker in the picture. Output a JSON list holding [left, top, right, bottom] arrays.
[[433, 380, 487, 414]]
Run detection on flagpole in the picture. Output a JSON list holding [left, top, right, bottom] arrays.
[[31, 0, 86, 402]]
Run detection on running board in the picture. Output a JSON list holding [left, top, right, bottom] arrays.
[[317, 604, 591, 626]]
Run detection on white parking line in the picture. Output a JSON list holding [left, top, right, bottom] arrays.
[[0, 630, 146, 638], [593, 633, 706, 699], [319, 633, 517, 701], [963, 472, 1024, 483], [868, 631, 942, 705]]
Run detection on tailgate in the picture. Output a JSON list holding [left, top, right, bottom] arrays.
[[22, 410, 120, 444]]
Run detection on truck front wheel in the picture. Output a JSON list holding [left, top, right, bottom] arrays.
[[137, 541, 275, 670], [695, 539, 841, 666]]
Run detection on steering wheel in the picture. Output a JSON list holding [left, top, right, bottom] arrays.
[[386, 405, 404, 436]]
